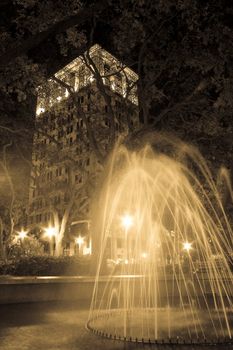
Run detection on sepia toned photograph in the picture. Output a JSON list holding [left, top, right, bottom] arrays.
[[0, 1, 232, 349]]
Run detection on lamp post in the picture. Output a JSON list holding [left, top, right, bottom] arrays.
[[75, 235, 84, 256], [44, 226, 57, 256], [16, 229, 28, 250], [182, 241, 193, 273], [120, 214, 134, 338], [183, 241, 192, 253], [17, 229, 28, 241]]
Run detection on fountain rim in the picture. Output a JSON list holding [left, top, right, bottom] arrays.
[[86, 308, 233, 346]]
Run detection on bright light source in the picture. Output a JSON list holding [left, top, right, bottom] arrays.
[[44, 227, 57, 238], [83, 247, 91, 255], [183, 241, 192, 252], [36, 107, 45, 115], [121, 214, 133, 230], [141, 252, 148, 259], [56, 96, 62, 101], [65, 89, 69, 97], [17, 229, 28, 240], [75, 235, 84, 246]]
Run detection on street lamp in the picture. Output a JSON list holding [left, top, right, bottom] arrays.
[[120, 214, 133, 230], [44, 226, 57, 256], [120, 214, 134, 337], [183, 241, 192, 252], [17, 229, 28, 241], [120, 214, 134, 263], [75, 235, 84, 256]]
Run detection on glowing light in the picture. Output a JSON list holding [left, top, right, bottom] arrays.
[[121, 214, 133, 230], [75, 235, 84, 246], [36, 107, 45, 115], [44, 226, 57, 238], [65, 89, 69, 97], [17, 229, 28, 240], [141, 252, 148, 259], [183, 241, 192, 252], [83, 247, 91, 255], [56, 96, 62, 101]]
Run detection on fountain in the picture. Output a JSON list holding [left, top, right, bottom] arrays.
[[87, 135, 233, 345]]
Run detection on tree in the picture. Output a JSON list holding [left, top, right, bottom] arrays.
[[0, 0, 233, 257]]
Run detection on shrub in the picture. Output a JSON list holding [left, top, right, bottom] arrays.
[[7, 236, 44, 259], [0, 255, 92, 276]]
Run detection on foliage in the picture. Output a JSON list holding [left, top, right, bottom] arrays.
[[7, 236, 44, 260], [0, 0, 232, 160], [0, 255, 91, 276], [0, 0, 232, 256]]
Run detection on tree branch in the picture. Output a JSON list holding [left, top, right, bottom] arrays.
[[0, 0, 109, 67]]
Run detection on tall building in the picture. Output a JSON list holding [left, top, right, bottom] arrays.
[[28, 44, 139, 255]]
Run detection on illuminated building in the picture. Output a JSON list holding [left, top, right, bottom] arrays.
[[28, 44, 139, 255]]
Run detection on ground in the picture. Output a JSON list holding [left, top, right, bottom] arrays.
[[0, 301, 231, 350]]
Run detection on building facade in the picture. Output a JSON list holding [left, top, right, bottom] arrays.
[[28, 44, 139, 256]]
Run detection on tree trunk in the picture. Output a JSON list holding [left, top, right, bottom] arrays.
[[0, 220, 6, 261]]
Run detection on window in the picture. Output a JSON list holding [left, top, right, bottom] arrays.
[[50, 123, 55, 131], [75, 174, 83, 184], [77, 119, 83, 129], [104, 63, 110, 72], [76, 146, 82, 155], [47, 171, 53, 181], [58, 130, 63, 138], [105, 105, 108, 113], [69, 137, 73, 145], [67, 115, 73, 123], [86, 158, 90, 166], [67, 125, 73, 134], [78, 96, 84, 104]]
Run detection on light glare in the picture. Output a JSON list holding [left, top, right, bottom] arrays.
[[76, 235, 84, 246], [44, 227, 57, 238], [183, 241, 192, 252], [121, 214, 133, 230], [17, 230, 28, 240]]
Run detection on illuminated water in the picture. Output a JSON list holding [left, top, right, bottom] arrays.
[[88, 136, 233, 344]]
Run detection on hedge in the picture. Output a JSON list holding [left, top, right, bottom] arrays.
[[0, 256, 92, 276]]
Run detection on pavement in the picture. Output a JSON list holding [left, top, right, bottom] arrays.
[[0, 301, 232, 350], [0, 301, 128, 350]]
